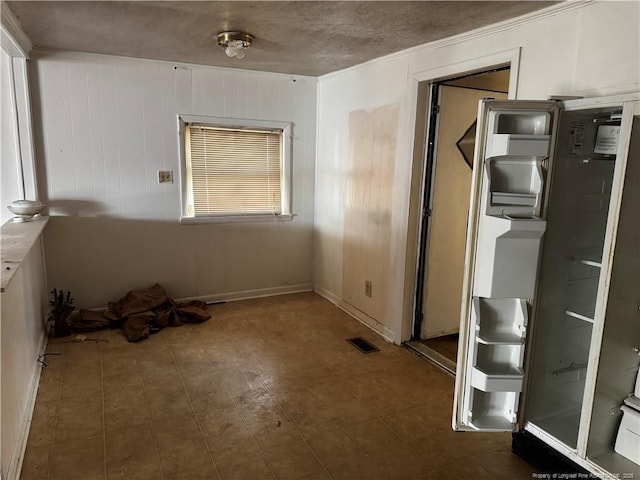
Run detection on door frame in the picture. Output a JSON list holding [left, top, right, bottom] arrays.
[[413, 69, 511, 340], [402, 48, 522, 343]]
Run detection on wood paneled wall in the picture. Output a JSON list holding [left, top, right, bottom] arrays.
[[30, 51, 317, 308], [343, 105, 398, 325]]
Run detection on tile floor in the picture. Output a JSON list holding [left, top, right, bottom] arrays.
[[20, 292, 537, 480], [417, 335, 458, 364]]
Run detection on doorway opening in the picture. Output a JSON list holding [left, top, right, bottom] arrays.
[[406, 67, 511, 374]]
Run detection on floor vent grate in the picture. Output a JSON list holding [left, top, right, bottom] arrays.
[[347, 337, 380, 354]]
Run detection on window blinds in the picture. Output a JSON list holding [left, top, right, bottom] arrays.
[[186, 126, 283, 215]]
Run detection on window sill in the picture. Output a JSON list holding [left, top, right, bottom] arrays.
[[180, 214, 295, 225]]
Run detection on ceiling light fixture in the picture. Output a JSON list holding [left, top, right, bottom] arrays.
[[217, 31, 254, 59]]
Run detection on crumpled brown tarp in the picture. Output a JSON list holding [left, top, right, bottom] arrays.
[[77, 283, 211, 342]]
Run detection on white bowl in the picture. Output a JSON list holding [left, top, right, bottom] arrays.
[[7, 200, 45, 222]]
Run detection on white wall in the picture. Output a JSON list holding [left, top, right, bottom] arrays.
[[314, 1, 640, 343], [31, 51, 317, 308]]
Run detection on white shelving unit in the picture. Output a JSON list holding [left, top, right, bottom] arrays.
[[464, 297, 529, 427], [456, 102, 557, 435]]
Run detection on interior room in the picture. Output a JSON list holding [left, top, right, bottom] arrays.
[[1, 1, 638, 480]]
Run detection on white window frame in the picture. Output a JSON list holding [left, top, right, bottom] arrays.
[[178, 114, 293, 224], [1, 18, 38, 204]]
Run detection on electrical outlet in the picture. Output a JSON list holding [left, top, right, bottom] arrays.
[[158, 170, 173, 184], [365, 280, 372, 298]]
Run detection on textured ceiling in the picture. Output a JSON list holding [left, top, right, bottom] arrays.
[[7, 1, 558, 76]]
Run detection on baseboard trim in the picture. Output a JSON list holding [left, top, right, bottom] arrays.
[[313, 285, 398, 344], [312, 284, 341, 305], [7, 329, 48, 480], [178, 283, 314, 304]]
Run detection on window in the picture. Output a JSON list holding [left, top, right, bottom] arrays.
[[179, 115, 292, 223]]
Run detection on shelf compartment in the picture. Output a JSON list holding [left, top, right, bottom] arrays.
[[565, 276, 599, 321], [486, 157, 544, 217], [527, 409, 582, 449], [577, 258, 602, 268], [468, 390, 519, 431], [474, 341, 525, 391], [568, 257, 600, 282], [573, 248, 603, 268], [576, 192, 611, 215], [470, 415, 516, 431], [492, 111, 551, 136], [565, 309, 595, 323], [487, 158, 543, 195], [552, 362, 588, 377], [471, 365, 524, 392], [472, 297, 528, 345], [487, 134, 551, 158], [587, 450, 640, 480]]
